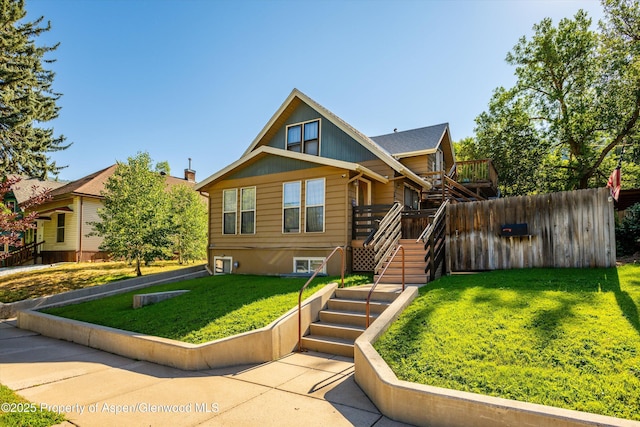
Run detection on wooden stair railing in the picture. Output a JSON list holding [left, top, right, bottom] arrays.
[[417, 200, 449, 282], [1, 241, 44, 268], [366, 202, 403, 275]]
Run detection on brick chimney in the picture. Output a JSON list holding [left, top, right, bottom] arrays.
[[184, 158, 196, 182]]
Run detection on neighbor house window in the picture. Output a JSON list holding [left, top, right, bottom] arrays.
[[305, 178, 325, 232], [240, 187, 256, 234], [294, 257, 326, 274], [283, 181, 301, 233], [56, 213, 65, 243], [286, 119, 320, 155], [214, 256, 232, 274], [223, 189, 237, 234]]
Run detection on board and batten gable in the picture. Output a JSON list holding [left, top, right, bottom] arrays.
[[204, 165, 352, 275], [264, 102, 380, 164]]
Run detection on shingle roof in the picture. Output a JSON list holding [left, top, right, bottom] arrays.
[[370, 123, 449, 156], [9, 176, 66, 205], [48, 165, 195, 199]]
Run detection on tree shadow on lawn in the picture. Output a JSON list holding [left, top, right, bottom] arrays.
[[394, 267, 640, 350]]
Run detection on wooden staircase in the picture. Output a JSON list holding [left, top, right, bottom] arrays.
[[300, 286, 400, 357], [373, 239, 428, 285]]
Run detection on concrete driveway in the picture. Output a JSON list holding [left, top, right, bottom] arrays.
[[0, 318, 413, 426]]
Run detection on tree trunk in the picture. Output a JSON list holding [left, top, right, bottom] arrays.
[[135, 257, 142, 277]]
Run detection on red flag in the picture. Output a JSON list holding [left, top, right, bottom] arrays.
[[607, 167, 621, 201]]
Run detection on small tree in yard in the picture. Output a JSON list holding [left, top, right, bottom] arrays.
[[91, 152, 171, 276], [168, 184, 207, 264]]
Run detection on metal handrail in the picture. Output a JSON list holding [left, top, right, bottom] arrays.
[[366, 245, 405, 327], [297, 246, 345, 352], [416, 200, 449, 243]]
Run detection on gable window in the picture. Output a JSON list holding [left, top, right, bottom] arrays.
[[286, 119, 320, 156], [240, 187, 256, 234], [56, 213, 65, 243], [223, 189, 237, 234], [305, 178, 325, 232], [283, 181, 301, 233]]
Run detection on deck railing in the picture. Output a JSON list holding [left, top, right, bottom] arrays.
[[297, 246, 345, 352], [455, 159, 498, 188], [1, 241, 44, 268]]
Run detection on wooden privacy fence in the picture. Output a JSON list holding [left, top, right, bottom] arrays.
[[447, 188, 616, 271]]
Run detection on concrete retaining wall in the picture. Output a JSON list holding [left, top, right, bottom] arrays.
[[17, 283, 337, 370], [1, 264, 209, 319], [354, 288, 640, 427]]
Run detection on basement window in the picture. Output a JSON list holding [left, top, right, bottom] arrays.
[[294, 257, 326, 274], [214, 256, 232, 275]]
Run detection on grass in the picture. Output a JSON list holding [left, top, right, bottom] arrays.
[[374, 265, 640, 421], [0, 384, 65, 427], [43, 274, 371, 343], [0, 260, 204, 303]]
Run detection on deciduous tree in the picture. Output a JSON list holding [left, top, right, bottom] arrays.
[[168, 184, 207, 264], [90, 153, 171, 276], [470, 1, 640, 195]]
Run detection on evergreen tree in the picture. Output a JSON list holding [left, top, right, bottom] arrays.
[[168, 184, 207, 264], [0, 0, 67, 180], [90, 153, 171, 276]]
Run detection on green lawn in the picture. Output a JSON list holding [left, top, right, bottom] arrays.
[[0, 384, 65, 427], [374, 265, 640, 421], [43, 274, 371, 343]]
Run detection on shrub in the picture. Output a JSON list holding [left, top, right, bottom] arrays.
[[616, 202, 640, 256]]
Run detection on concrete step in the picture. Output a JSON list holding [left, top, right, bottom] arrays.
[[374, 274, 427, 285], [319, 309, 378, 327], [309, 322, 365, 341], [300, 335, 354, 358], [335, 287, 399, 302], [327, 298, 389, 314]]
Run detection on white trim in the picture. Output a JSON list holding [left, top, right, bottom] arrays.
[[293, 257, 327, 274], [213, 256, 233, 275], [282, 181, 301, 234], [305, 178, 325, 233]]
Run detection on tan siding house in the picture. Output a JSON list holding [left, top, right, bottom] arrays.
[[196, 89, 465, 276]]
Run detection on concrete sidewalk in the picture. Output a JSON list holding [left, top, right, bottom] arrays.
[[0, 319, 412, 427]]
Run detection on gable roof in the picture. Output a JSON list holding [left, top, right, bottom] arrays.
[[370, 123, 449, 157], [196, 145, 390, 190], [48, 164, 195, 200], [8, 176, 66, 205], [199, 89, 432, 190]]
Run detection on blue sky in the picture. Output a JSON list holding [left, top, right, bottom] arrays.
[[24, 0, 605, 182]]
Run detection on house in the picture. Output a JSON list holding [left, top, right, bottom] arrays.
[[196, 89, 498, 278], [28, 165, 198, 264], [1, 176, 66, 256]]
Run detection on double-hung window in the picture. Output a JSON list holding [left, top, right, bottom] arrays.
[[283, 181, 301, 233], [240, 187, 256, 234], [305, 178, 325, 232], [223, 189, 237, 234], [286, 119, 320, 155], [56, 213, 65, 243]]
